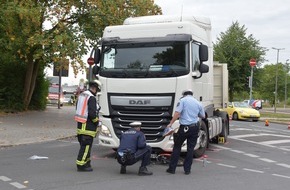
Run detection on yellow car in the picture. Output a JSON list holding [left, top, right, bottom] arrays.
[[225, 102, 260, 122]]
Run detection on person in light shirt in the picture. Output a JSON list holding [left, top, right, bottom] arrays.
[[166, 89, 205, 175]]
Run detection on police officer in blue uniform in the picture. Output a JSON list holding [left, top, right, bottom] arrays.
[[166, 89, 205, 175], [117, 121, 153, 176]]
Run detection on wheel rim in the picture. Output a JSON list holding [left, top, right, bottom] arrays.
[[199, 130, 207, 147]]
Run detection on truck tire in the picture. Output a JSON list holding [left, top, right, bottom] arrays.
[[193, 120, 208, 158], [213, 110, 229, 142], [220, 114, 229, 142]]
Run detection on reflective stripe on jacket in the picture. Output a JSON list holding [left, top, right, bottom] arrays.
[[75, 91, 93, 123]]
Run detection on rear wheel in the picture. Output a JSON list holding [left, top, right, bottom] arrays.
[[213, 110, 229, 142], [220, 116, 229, 142], [193, 120, 208, 158], [233, 112, 238, 120]]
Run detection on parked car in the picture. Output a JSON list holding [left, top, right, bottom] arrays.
[[243, 99, 263, 110], [224, 102, 260, 122], [47, 84, 64, 106]]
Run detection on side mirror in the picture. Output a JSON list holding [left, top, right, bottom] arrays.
[[193, 63, 209, 79], [92, 65, 99, 75], [94, 48, 100, 64], [199, 44, 208, 62], [199, 63, 209, 73]]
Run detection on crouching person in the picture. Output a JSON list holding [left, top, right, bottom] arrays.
[[117, 121, 153, 176]]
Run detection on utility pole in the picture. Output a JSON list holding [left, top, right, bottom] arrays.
[[272, 47, 285, 113], [285, 59, 289, 109]]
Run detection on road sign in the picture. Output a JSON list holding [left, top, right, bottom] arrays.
[[87, 57, 94, 65], [249, 58, 256, 67]]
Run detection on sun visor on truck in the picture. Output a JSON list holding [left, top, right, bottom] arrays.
[[101, 34, 192, 45]]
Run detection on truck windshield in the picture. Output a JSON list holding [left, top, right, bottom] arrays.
[[99, 42, 189, 78]]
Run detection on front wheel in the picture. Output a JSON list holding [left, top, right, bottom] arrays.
[[193, 120, 208, 158]]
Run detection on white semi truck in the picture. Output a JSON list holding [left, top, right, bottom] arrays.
[[92, 15, 229, 158]]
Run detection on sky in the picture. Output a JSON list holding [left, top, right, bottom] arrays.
[[154, 0, 290, 65], [47, 0, 290, 85]]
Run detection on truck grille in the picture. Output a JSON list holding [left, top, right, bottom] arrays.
[[108, 93, 175, 142]]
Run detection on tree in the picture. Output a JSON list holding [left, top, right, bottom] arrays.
[[0, 0, 162, 110], [213, 21, 266, 101], [255, 64, 288, 106]]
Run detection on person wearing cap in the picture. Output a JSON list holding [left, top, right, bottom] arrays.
[[166, 89, 205, 175], [117, 121, 153, 176], [74, 80, 101, 172]]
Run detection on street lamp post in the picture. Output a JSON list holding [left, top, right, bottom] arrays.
[[285, 59, 289, 109], [272, 47, 285, 113]]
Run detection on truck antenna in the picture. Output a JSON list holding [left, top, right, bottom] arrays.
[[180, 1, 184, 21]]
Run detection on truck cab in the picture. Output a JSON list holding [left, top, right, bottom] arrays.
[[92, 15, 229, 157]]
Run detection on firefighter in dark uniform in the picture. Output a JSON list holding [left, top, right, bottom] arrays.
[[117, 121, 153, 176], [74, 80, 100, 172]]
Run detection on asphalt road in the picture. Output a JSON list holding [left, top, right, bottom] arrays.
[[1, 120, 290, 190]]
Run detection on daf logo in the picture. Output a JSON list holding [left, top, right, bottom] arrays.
[[129, 100, 151, 105]]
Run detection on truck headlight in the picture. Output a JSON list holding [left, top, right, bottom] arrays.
[[100, 125, 112, 137]]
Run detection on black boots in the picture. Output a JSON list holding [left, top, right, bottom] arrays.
[[138, 166, 153, 176], [77, 167, 93, 172], [77, 161, 93, 172]]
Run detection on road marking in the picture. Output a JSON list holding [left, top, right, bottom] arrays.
[[272, 174, 290, 179], [230, 149, 245, 154], [276, 163, 290, 169], [243, 168, 264, 173], [9, 182, 26, 189], [0, 176, 11, 181], [228, 136, 290, 151], [261, 139, 290, 145], [217, 163, 237, 168], [258, 158, 276, 163], [244, 153, 260, 158], [230, 128, 253, 131], [211, 144, 232, 150], [229, 134, 260, 138]]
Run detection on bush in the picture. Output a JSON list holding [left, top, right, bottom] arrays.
[[0, 61, 25, 111], [0, 60, 49, 111]]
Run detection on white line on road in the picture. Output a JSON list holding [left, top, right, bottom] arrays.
[[229, 128, 253, 131], [211, 144, 232, 150], [217, 163, 237, 168], [272, 174, 290, 179], [9, 182, 26, 189], [261, 139, 290, 145], [0, 176, 11, 182], [229, 134, 260, 139], [276, 163, 290, 169], [230, 149, 245, 154], [243, 168, 264, 173], [228, 137, 290, 151], [258, 158, 277, 163], [244, 153, 260, 158]]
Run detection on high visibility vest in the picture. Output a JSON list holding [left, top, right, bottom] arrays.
[[74, 91, 94, 123]]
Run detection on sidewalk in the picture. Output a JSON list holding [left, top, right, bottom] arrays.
[[0, 106, 76, 147]]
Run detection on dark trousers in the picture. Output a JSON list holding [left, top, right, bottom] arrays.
[[76, 135, 93, 167], [168, 125, 199, 173], [118, 146, 152, 167]]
